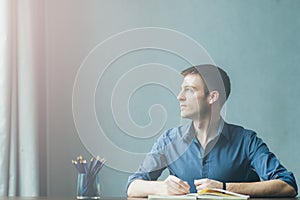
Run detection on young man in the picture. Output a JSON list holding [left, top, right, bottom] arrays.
[[126, 64, 297, 197]]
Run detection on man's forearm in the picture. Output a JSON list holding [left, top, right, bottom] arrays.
[[127, 175, 190, 197], [127, 179, 164, 197], [227, 179, 297, 197]]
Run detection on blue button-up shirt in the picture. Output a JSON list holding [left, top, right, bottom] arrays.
[[127, 122, 298, 194]]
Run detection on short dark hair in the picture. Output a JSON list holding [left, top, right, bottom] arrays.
[[181, 64, 231, 103]]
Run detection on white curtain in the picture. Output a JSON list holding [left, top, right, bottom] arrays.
[[0, 0, 46, 196]]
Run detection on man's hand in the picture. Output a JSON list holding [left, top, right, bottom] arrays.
[[194, 178, 222, 191], [162, 175, 190, 195]]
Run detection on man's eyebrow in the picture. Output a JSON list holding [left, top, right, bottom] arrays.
[[182, 85, 197, 89]]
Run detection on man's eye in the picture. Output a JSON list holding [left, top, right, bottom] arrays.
[[185, 88, 193, 92]]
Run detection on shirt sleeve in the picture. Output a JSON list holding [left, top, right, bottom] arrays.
[[125, 130, 171, 192], [246, 130, 298, 194]]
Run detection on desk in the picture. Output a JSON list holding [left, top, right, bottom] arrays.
[[0, 197, 298, 200]]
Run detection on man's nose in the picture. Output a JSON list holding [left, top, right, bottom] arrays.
[[177, 90, 185, 101]]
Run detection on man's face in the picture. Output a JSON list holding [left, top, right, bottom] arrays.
[[177, 74, 210, 120]]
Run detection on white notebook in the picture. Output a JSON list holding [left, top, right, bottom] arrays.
[[148, 188, 249, 200]]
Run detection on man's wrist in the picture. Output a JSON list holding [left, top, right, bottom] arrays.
[[223, 182, 226, 190]]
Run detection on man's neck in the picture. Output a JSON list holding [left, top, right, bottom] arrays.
[[193, 115, 221, 149]]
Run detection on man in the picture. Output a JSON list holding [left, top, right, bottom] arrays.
[[126, 64, 297, 197]]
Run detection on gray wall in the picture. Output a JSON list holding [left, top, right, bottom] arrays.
[[45, 0, 300, 197]]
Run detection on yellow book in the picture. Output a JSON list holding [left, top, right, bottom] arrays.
[[196, 188, 250, 199]]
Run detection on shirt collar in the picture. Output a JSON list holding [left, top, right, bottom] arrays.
[[217, 118, 225, 137], [182, 122, 195, 143], [219, 121, 231, 141], [182, 118, 227, 142]]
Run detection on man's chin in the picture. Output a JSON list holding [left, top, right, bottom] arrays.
[[180, 113, 190, 119]]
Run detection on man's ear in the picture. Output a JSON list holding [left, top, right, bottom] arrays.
[[208, 91, 219, 104]]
